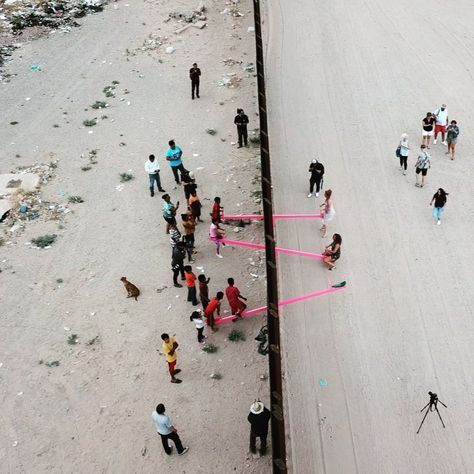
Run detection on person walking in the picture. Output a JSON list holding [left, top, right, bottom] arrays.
[[145, 154, 165, 196], [171, 241, 186, 288], [445, 120, 460, 160], [198, 274, 210, 310], [162, 194, 179, 234], [210, 218, 226, 258], [165, 140, 187, 185], [226, 277, 247, 320], [204, 291, 224, 331], [160, 334, 182, 383], [247, 401, 271, 456], [430, 188, 449, 225], [189, 63, 201, 100], [421, 112, 435, 148], [184, 265, 199, 306], [319, 189, 335, 238], [152, 404, 189, 455], [190, 310, 206, 343], [398, 133, 410, 175], [323, 233, 342, 271], [433, 104, 449, 145], [415, 144, 431, 188], [308, 159, 325, 198], [234, 108, 249, 148]]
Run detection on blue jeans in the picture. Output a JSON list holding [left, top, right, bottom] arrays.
[[432, 207, 443, 221], [148, 173, 162, 192]]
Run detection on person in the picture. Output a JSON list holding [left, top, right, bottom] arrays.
[[415, 144, 431, 188], [165, 140, 187, 184], [226, 277, 247, 320], [247, 401, 271, 456], [433, 104, 449, 145], [198, 274, 210, 310], [184, 265, 199, 306], [421, 112, 435, 148], [181, 213, 196, 261], [145, 154, 165, 196], [169, 222, 182, 252], [210, 218, 226, 258], [189, 63, 201, 100], [171, 241, 186, 288], [190, 310, 206, 343], [234, 108, 249, 148], [319, 189, 335, 238], [189, 190, 203, 223], [308, 159, 325, 197], [204, 291, 224, 331], [181, 170, 197, 201], [445, 120, 460, 160], [323, 233, 342, 271], [162, 194, 179, 234], [160, 334, 182, 383], [211, 196, 223, 223], [430, 188, 448, 225], [152, 404, 189, 455], [398, 133, 410, 175]]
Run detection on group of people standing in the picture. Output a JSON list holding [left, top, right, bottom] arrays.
[[396, 103, 454, 224]]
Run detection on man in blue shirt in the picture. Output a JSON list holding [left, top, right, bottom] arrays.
[[152, 403, 188, 455], [165, 140, 187, 185]]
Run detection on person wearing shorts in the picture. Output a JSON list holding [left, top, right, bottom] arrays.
[[446, 120, 460, 160], [415, 145, 431, 188], [162, 194, 179, 234], [433, 104, 448, 145], [319, 189, 335, 238], [421, 112, 435, 148]]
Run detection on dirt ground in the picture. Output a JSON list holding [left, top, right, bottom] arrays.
[[0, 1, 273, 473]]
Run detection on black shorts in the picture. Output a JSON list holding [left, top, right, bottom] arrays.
[[416, 168, 428, 176], [164, 216, 176, 225]]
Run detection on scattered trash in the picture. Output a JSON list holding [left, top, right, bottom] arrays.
[[206, 128, 217, 135], [30, 65, 41, 71], [165, 46, 175, 54], [210, 372, 222, 380], [247, 26, 255, 33], [319, 378, 328, 387]]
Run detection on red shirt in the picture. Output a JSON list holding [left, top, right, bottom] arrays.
[[226, 286, 240, 305], [211, 202, 221, 220], [185, 272, 196, 288], [205, 297, 220, 316]]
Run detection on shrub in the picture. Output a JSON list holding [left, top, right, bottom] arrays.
[[31, 234, 57, 248]]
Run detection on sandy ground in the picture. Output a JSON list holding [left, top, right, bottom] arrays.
[[0, 1, 273, 473], [264, 0, 474, 472]]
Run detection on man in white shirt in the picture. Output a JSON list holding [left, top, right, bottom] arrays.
[[145, 154, 165, 197], [433, 104, 449, 146], [152, 403, 189, 455]]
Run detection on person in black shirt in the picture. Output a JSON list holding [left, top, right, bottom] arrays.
[[308, 159, 325, 197], [421, 112, 435, 148], [247, 401, 271, 455], [189, 63, 201, 100], [234, 108, 249, 148], [430, 188, 448, 225], [181, 170, 197, 200]]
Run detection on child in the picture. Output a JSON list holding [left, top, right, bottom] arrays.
[[181, 213, 196, 261], [190, 310, 206, 343], [198, 274, 210, 310], [184, 265, 199, 306], [189, 190, 202, 223], [209, 218, 226, 258], [225, 277, 248, 320], [204, 291, 224, 331], [211, 196, 223, 223]]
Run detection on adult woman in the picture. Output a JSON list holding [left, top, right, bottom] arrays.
[[320, 189, 335, 237], [421, 112, 435, 148], [430, 188, 448, 225], [445, 120, 460, 160], [323, 234, 342, 270], [398, 133, 410, 175], [415, 145, 431, 188]]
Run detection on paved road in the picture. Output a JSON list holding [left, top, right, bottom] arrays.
[[264, 0, 474, 472]]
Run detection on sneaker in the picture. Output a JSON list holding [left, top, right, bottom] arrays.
[[437, 220, 441, 225], [433, 139, 437, 145], [399, 166, 403, 171], [159, 188, 166, 192], [216, 254, 223, 258], [307, 193, 313, 198], [179, 447, 189, 455], [170, 379, 182, 384], [315, 192, 319, 197], [415, 183, 421, 187], [403, 171, 407, 175], [150, 191, 154, 197], [442, 141, 447, 146], [174, 283, 183, 288]]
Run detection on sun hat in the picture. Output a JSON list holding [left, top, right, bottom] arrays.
[[250, 401, 264, 414]]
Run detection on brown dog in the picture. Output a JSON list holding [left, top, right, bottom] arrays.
[[120, 277, 140, 301]]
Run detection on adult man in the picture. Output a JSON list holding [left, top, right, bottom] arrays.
[[152, 404, 189, 455], [247, 401, 271, 456], [234, 108, 249, 148], [433, 104, 449, 145], [161, 194, 179, 234], [308, 159, 325, 198], [171, 241, 186, 288], [161, 333, 182, 383], [145, 154, 165, 197], [226, 277, 247, 320], [189, 62, 201, 100], [165, 140, 187, 185]]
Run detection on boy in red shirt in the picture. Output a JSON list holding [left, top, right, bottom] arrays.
[[225, 278, 247, 320], [184, 265, 199, 306], [211, 196, 223, 223], [204, 291, 224, 331]]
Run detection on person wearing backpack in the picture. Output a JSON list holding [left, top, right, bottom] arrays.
[[445, 120, 460, 160], [415, 144, 431, 188], [433, 104, 449, 145]]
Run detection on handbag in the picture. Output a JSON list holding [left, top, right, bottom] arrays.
[[395, 146, 401, 158]]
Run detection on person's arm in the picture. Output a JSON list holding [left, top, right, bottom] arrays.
[[167, 417, 178, 433], [165, 150, 173, 162], [206, 278, 210, 284], [198, 68, 201, 77], [234, 116, 239, 125], [238, 294, 248, 302], [244, 115, 249, 125], [430, 195, 435, 206]]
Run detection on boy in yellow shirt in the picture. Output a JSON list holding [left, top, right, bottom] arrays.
[[161, 333, 182, 384]]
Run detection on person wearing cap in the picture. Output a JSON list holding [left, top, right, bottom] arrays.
[[234, 108, 249, 148], [433, 104, 449, 145], [247, 400, 271, 456], [308, 159, 325, 197]]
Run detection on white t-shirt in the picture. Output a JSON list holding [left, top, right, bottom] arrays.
[[193, 317, 205, 329], [145, 160, 160, 174], [434, 108, 448, 126]]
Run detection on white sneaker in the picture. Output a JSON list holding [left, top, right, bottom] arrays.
[[433, 139, 437, 145], [216, 254, 223, 258], [180, 447, 189, 455], [399, 166, 403, 171], [442, 141, 447, 146], [307, 193, 313, 198], [315, 192, 319, 197], [403, 170, 407, 175], [437, 220, 441, 225]]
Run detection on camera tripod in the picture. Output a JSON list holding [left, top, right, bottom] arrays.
[[416, 391, 447, 434]]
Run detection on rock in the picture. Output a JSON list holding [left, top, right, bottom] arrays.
[[165, 46, 175, 54]]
